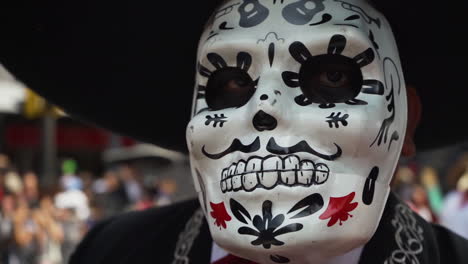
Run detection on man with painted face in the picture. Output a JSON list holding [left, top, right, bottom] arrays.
[[1, 0, 468, 263]]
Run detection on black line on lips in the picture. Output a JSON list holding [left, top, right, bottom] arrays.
[[266, 138, 342, 161], [222, 179, 325, 193], [225, 168, 328, 178], [202, 137, 261, 160]]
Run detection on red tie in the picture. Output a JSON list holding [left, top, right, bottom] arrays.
[[212, 254, 258, 264]]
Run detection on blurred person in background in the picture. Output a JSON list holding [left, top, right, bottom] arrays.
[[94, 169, 130, 218], [54, 168, 90, 222], [4, 170, 23, 197], [0, 153, 11, 201], [22, 171, 40, 209], [59, 159, 83, 194], [35, 195, 64, 264], [133, 187, 155, 211], [55, 206, 84, 264], [391, 165, 417, 202], [10, 197, 41, 264], [1, 193, 16, 263], [420, 166, 444, 216], [118, 164, 143, 205], [407, 184, 438, 223], [440, 168, 468, 239], [153, 178, 176, 207], [53, 160, 90, 263]]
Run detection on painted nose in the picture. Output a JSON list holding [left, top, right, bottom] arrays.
[[252, 110, 277, 131]]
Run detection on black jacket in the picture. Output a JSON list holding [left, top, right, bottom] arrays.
[[70, 192, 468, 264]]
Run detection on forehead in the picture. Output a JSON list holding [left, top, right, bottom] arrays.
[[200, 0, 387, 49]]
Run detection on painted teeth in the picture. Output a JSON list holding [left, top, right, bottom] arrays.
[[282, 155, 300, 186], [298, 160, 314, 185], [221, 155, 330, 193], [260, 156, 282, 189]]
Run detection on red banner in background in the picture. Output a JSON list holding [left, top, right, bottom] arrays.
[[5, 123, 135, 150]]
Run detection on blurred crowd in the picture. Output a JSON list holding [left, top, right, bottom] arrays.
[[0, 154, 177, 264], [2, 150, 468, 264], [392, 158, 468, 240]]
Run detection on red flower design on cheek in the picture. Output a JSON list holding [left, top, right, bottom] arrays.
[[210, 202, 232, 229], [319, 192, 359, 227]]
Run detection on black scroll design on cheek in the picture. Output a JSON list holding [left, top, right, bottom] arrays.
[[282, 0, 326, 25], [370, 57, 401, 150], [363, 166, 379, 205], [334, 0, 381, 28], [326, 112, 349, 128], [369, 30, 380, 59], [205, 114, 228, 127], [202, 137, 260, 160], [238, 0, 270, 28]]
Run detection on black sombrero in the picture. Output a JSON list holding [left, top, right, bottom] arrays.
[[0, 0, 466, 153]]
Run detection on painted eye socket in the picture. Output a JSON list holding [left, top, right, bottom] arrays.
[[299, 54, 363, 104], [205, 67, 256, 110]]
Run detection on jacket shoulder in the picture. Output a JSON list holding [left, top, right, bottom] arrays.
[[70, 198, 201, 264], [431, 224, 468, 263]]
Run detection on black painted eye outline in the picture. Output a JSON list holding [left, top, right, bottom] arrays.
[[197, 52, 258, 111], [282, 34, 384, 107]]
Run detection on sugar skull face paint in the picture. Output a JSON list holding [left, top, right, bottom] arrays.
[[187, 0, 407, 263]]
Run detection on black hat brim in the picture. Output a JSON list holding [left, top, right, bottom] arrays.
[[0, 0, 466, 153]]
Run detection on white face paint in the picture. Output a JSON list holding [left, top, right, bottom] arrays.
[[187, 0, 407, 263]]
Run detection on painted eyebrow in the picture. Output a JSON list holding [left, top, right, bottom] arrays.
[[333, 23, 359, 28]]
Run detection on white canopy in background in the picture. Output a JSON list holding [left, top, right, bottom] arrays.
[[0, 64, 25, 114], [102, 143, 187, 164]]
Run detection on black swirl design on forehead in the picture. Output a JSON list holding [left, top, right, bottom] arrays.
[[214, 2, 241, 20], [282, 0, 326, 25], [238, 0, 270, 28], [334, 0, 381, 28]]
